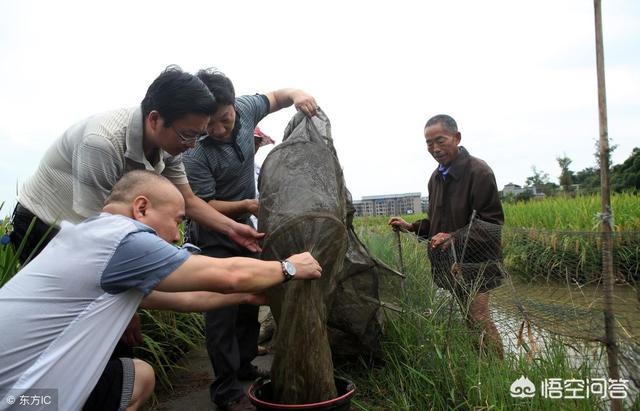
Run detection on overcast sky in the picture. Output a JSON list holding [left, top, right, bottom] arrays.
[[1, 0, 638, 216]]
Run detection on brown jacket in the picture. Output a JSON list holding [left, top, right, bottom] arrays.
[[412, 146, 504, 238]]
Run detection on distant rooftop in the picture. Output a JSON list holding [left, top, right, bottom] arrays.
[[360, 192, 421, 200]]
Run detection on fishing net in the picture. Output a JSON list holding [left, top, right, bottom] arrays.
[[405, 215, 640, 392], [257, 109, 404, 403]]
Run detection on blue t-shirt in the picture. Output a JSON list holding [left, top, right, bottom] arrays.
[[101, 230, 191, 295]]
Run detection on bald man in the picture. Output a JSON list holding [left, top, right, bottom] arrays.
[[0, 170, 322, 411]]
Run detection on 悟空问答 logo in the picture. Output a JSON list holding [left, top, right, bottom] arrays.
[[510, 375, 536, 398]]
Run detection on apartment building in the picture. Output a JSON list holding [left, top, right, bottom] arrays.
[[353, 192, 422, 216]]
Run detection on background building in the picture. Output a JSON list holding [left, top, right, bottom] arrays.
[[501, 183, 545, 200], [502, 183, 535, 196], [353, 193, 422, 216]]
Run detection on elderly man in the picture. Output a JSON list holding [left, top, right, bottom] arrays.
[[0, 170, 322, 411], [389, 114, 504, 358], [182, 68, 318, 411]]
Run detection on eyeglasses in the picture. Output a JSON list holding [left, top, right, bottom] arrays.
[[172, 126, 208, 144]]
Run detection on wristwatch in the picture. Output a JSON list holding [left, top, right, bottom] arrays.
[[281, 260, 296, 282]]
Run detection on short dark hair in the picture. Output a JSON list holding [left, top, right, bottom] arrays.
[[105, 170, 173, 206], [141, 65, 216, 127], [196, 68, 236, 106], [425, 114, 458, 134]]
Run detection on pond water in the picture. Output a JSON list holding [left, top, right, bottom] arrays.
[[490, 280, 639, 401]]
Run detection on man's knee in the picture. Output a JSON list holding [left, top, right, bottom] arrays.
[[134, 359, 155, 391], [469, 292, 491, 324], [129, 359, 155, 408]]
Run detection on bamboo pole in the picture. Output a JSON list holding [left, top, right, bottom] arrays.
[[593, 1, 621, 410], [395, 229, 405, 274]]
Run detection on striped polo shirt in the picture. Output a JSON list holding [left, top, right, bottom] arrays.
[[183, 94, 269, 251], [18, 107, 188, 226]]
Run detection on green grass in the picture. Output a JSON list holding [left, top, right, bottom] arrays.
[[502, 193, 640, 282], [504, 193, 640, 231], [354, 193, 640, 283], [343, 231, 636, 410], [354, 193, 640, 233], [2, 194, 638, 406], [137, 310, 204, 390], [1, 203, 21, 286]]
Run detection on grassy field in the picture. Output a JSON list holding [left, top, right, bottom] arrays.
[[345, 230, 623, 410], [2, 194, 639, 408], [347, 193, 640, 409], [354, 192, 640, 232], [355, 193, 640, 283], [504, 194, 640, 283], [504, 192, 640, 231]]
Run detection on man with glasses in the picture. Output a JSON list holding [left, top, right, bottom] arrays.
[[11, 65, 263, 263], [389, 114, 505, 358], [182, 68, 317, 411], [9, 65, 264, 359]]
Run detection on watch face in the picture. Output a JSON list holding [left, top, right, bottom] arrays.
[[284, 260, 296, 275]]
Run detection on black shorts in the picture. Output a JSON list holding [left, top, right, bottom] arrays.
[[83, 358, 135, 411]]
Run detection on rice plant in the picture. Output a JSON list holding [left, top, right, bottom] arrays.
[[353, 194, 640, 283], [504, 193, 640, 231]]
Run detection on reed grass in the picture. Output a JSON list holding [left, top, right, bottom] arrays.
[[345, 231, 623, 410]]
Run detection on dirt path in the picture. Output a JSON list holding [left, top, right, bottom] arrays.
[[145, 343, 274, 411]]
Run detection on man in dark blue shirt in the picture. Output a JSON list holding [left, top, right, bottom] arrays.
[[183, 68, 317, 411]]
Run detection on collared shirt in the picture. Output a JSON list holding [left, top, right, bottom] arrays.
[[123, 108, 166, 174], [412, 146, 504, 238], [437, 163, 451, 181], [19, 107, 188, 225], [183, 94, 269, 252]]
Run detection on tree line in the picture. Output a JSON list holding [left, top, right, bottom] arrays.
[[506, 146, 640, 202]]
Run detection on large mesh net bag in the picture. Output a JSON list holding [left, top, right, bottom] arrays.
[[258, 109, 404, 403]]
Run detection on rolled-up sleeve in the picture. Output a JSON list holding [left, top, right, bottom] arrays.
[[236, 94, 270, 125], [162, 153, 189, 185]]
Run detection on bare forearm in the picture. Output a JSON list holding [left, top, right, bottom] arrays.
[[178, 292, 249, 312], [176, 183, 262, 252], [268, 88, 317, 117], [185, 194, 233, 235], [155, 255, 284, 294], [222, 258, 284, 293], [270, 88, 298, 111], [141, 291, 250, 312], [208, 199, 254, 218], [155, 252, 321, 294]]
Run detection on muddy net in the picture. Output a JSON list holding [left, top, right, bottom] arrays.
[[393, 215, 640, 393], [257, 109, 404, 402]]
